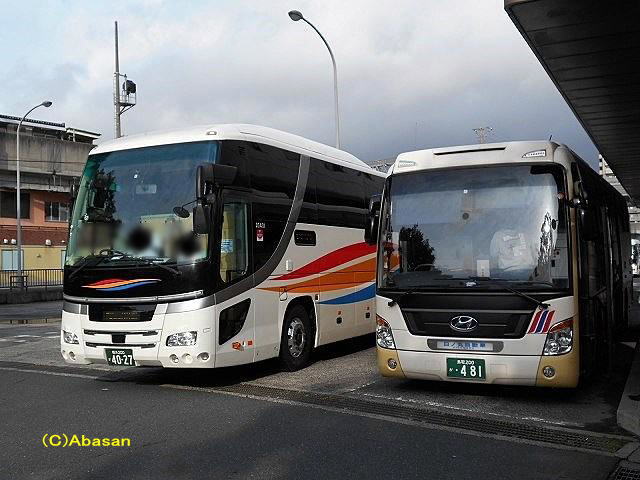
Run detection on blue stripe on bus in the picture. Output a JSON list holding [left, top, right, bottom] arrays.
[[535, 311, 548, 333], [318, 283, 376, 305], [98, 281, 158, 291]]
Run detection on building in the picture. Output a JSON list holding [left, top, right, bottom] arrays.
[[0, 114, 99, 271], [599, 155, 640, 234]]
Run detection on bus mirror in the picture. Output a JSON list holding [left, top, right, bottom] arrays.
[[197, 165, 214, 200], [212, 164, 237, 186], [69, 182, 78, 217], [364, 195, 381, 245], [573, 180, 587, 204], [193, 203, 209, 234], [577, 206, 597, 240], [197, 164, 238, 201]]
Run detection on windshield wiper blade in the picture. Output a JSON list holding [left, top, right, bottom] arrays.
[[105, 249, 181, 276], [468, 277, 550, 309], [387, 289, 417, 307], [68, 255, 108, 280]]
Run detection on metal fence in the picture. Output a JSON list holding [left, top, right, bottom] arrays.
[[0, 269, 63, 290]]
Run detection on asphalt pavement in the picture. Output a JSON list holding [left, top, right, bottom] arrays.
[[0, 368, 620, 480], [0, 304, 638, 479]]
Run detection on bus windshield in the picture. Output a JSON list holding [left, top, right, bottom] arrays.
[[65, 141, 218, 267], [379, 164, 569, 290]]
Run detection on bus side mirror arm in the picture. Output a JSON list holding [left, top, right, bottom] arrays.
[[569, 197, 582, 208], [365, 194, 382, 246], [193, 203, 210, 235], [196, 164, 238, 201], [69, 182, 79, 218]]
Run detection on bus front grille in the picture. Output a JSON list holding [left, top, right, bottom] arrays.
[[401, 308, 532, 339]]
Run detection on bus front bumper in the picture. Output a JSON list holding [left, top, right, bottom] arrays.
[[60, 309, 216, 369], [377, 346, 578, 388]]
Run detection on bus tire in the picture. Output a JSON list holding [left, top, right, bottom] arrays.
[[279, 304, 313, 371]]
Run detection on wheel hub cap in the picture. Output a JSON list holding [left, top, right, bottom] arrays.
[[287, 318, 306, 358]]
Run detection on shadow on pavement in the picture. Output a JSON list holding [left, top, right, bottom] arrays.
[[97, 333, 375, 389]]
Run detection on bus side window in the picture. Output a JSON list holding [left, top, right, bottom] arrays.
[[220, 201, 249, 285], [314, 159, 366, 228], [250, 144, 298, 270]]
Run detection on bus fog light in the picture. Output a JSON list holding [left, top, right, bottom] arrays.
[[543, 319, 573, 356], [182, 353, 193, 364], [543, 366, 555, 378], [63, 330, 79, 344], [69, 351, 76, 361], [166, 331, 197, 347], [198, 352, 210, 362], [170, 354, 179, 363], [376, 315, 396, 349], [387, 358, 398, 369]]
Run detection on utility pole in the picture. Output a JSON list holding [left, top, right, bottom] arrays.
[[473, 126, 493, 144], [113, 21, 137, 139], [288, 10, 341, 149], [113, 21, 121, 139]]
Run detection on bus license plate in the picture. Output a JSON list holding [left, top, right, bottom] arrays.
[[446, 358, 486, 380], [106, 348, 135, 366]]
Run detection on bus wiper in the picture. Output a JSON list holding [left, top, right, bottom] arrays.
[[68, 255, 108, 280], [469, 277, 549, 310], [387, 289, 417, 307], [104, 249, 182, 276]]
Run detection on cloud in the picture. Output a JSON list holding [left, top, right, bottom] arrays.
[[1, 0, 598, 166]]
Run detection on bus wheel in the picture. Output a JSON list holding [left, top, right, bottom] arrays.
[[279, 305, 313, 371]]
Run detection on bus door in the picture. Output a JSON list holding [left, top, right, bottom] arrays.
[[214, 194, 255, 367]]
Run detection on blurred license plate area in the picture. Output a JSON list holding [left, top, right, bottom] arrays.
[[436, 340, 493, 351]]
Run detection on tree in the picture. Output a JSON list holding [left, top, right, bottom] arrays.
[[399, 224, 436, 271]]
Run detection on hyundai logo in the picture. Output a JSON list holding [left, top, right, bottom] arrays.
[[450, 315, 478, 332]]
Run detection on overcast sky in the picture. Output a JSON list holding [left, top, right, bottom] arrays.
[[1, 0, 599, 167]]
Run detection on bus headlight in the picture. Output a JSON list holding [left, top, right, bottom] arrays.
[[63, 330, 79, 344], [376, 315, 396, 349], [542, 319, 573, 356], [166, 331, 198, 347]]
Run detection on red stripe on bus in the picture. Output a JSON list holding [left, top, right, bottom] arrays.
[[542, 310, 555, 333], [528, 311, 542, 333], [273, 242, 376, 281], [86, 278, 127, 286]]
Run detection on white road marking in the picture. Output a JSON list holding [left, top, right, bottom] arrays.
[[160, 383, 625, 458], [359, 391, 584, 428], [0, 366, 100, 380]]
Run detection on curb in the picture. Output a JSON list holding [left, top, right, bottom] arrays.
[[0, 318, 61, 325], [618, 342, 640, 437]]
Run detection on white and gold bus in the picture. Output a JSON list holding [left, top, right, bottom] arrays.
[[61, 124, 384, 370], [367, 141, 631, 387]]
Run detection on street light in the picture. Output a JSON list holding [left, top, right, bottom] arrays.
[[16, 101, 52, 288], [288, 10, 341, 149]]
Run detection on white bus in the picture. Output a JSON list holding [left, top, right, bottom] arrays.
[[61, 124, 385, 370], [367, 141, 631, 387]]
